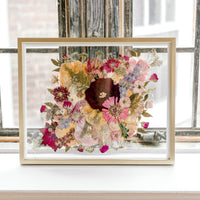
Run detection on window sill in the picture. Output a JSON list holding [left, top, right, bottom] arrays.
[[0, 153, 200, 199]]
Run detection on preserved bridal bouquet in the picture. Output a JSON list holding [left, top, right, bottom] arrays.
[[39, 50, 162, 153]]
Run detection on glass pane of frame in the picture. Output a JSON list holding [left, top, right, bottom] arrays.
[[18, 38, 175, 165]]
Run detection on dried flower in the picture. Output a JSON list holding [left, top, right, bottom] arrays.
[[53, 86, 70, 103], [100, 59, 120, 73], [150, 73, 158, 82], [102, 97, 128, 124], [142, 122, 149, 129], [40, 105, 47, 113], [111, 131, 122, 142], [85, 78, 120, 111], [100, 145, 109, 153]]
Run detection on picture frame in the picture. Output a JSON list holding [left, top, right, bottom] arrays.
[[18, 38, 176, 165]]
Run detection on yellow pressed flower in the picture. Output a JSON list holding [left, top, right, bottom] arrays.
[[81, 104, 107, 126], [60, 61, 88, 89], [60, 63, 73, 88]]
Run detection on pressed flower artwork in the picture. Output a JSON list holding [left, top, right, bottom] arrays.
[[18, 38, 176, 164], [38, 49, 163, 154]]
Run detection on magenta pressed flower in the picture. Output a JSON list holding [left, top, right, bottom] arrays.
[[40, 105, 47, 113], [53, 86, 70, 103], [63, 101, 72, 108], [143, 122, 149, 129], [102, 97, 128, 124], [41, 122, 60, 152], [85, 78, 120, 111], [100, 145, 109, 153], [150, 73, 158, 82], [100, 59, 120, 73]]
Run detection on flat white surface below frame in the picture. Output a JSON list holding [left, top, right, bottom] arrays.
[[0, 153, 199, 192]]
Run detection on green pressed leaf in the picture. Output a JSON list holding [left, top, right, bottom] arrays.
[[144, 81, 149, 87], [137, 51, 141, 57], [119, 123, 129, 139], [128, 50, 137, 57], [53, 68, 60, 72], [45, 102, 54, 108], [130, 93, 139, 102], [137, 128, 147, 134], [47, 88, 53, 94], [65, 146, 70, 152], [143, 94, 148, 101], [142, 111, 152, 117], [51, 59, 59, 66]]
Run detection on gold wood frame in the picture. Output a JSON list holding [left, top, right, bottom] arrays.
[[18, 38, 176, 165]]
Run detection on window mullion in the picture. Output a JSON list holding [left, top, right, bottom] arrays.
[[192, 0, 200, 128]]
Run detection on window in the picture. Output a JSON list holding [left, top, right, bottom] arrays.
[[133, 0, 200, 148], [0, 0, 58, 140], [0, 0, 200, 150]]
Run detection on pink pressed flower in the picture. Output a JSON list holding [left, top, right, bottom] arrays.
[[63, 101, 72, 108], [134, 102, 145, 117], [74, 118, 99, 147], [100, 145, 109, 153], [128, 58, 137, 73], [123, 56, 130, 61], [145, 101, 153, 109], [128, 130, 136, 138], [119, 97, 131, 108], [133, 80, 145, 95], [100, 59, 120, 73], [111, 131, 122, 142], [77, 147, 84, 152], [102, 97, 128, 124], [150, 73, 158, 82], [40, 105, 47, 113], [137, 59, 149, 72], [51, 75, 58, 84], [63, 54, 67, 58], [143, 122, 149, 129]]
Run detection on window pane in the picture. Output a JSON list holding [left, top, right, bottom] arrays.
[[149, 0, 161, 25], [133, 0, 144, 27], [0, 0, 58, 47], [176, 53, 193, 127], [166, 0, 176, 22], [133, 0, 195, 47]]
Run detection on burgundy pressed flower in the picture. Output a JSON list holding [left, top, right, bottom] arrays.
[[40, 105, 46, 113], [100, 145, 109, 153], [77, 147, 84, 152], [85, 78, 120, 111], [53, 86, 70, 103], [100, 59, 120, 73]]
